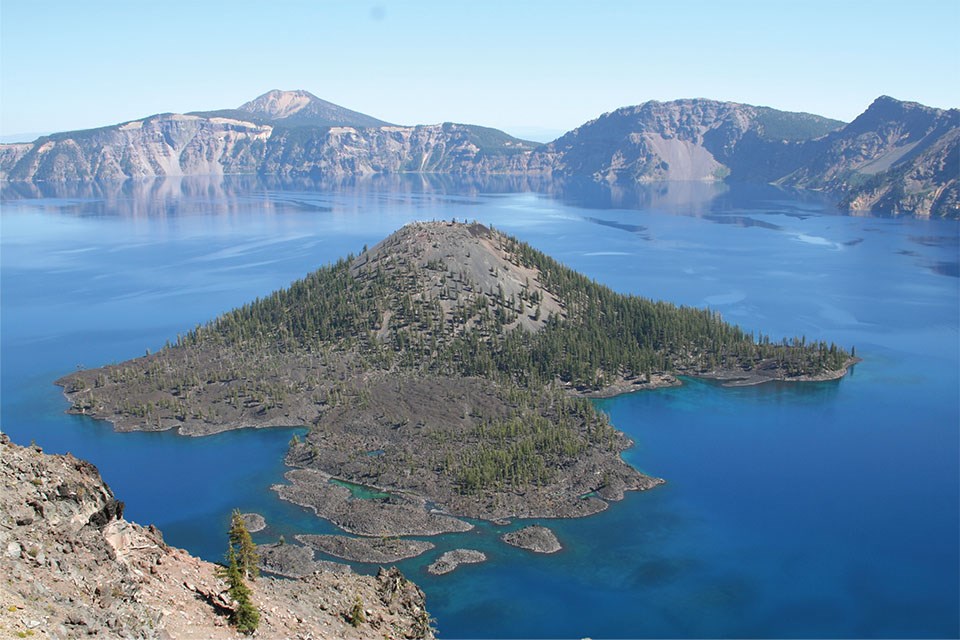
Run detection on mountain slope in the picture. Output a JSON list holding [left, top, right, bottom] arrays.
[[258, 122, 537, 177], [0, 90, 536, 182], [192, 89, 395, 128], [534, 96, 957, 216], [540, 99, 843, 183], [57, 222, 853, 525], [0, 114, 273, 181], [774, 96, 959, 216], [0, 434, 433, 639]]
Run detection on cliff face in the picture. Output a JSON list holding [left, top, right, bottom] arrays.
[[259, 123, 538, 178], [539, 99, 838, 183], [0, 435, 433, 639], [541, 96, 958, 216], [0, 118, 537, 182], [0, 114, 273, 182], [1, 91, 956, 217], [774, 96, 960, 216]]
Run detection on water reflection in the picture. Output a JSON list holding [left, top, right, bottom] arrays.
[[1, 174, 832, 220]]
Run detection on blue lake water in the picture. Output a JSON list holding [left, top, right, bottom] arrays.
[[2, 176, 957, 638]]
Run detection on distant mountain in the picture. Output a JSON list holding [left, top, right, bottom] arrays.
[[774, 96, 959, 216], [1, 92, 955, 217], [0, 90, 536, 182], [526, 97, 957, 216], [538, 99, 844, 183], [191, 89, 394, 128]]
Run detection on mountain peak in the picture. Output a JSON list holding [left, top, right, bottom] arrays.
[[238, 89, 322, 120], [236, 89, 392, 128], [846, 94, 949, 135]]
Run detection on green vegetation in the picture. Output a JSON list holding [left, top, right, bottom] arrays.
[[754, 107, 844, 142], [176, 226, 849, 392], [229, 510, 259, 581], [440, 122, 539, 153], [347, 596, 366, 627], [220, 511, 259, 634]]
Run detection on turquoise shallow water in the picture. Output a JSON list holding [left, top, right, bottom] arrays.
[[1, 177, 957, 638]]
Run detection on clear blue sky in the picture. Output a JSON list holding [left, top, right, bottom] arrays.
[[1, 0, 957, 141]]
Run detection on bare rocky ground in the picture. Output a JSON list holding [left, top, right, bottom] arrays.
[[501, 526, 562, 554], [0, 435, 433, 639], [257, 542, 352, 579], [274, 469, 474, 537], [297, 535, 435, 564], [426, 550, 487, 576]]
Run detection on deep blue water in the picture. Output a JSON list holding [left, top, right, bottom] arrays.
[[2, 177, 957, 638]]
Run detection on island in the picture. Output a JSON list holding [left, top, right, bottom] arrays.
[[241, 512, 266, 533], [57, 221, 856, 532], [501, 525, 562, 554], [257, 541, 353, 578], [427, 550, 488, 575], [297, 534, 435, 564]]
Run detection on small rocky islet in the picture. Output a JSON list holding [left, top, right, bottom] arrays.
[[297, 534, 435, 564], [241, 512, 266, 533], [501, 525, 563, 554], [427, 549, 488, 575]]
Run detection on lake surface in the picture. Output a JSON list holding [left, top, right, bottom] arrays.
[[2, 176, 957, 638]]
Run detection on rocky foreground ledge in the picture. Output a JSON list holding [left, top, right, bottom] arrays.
[[0, 434, 433, 639]]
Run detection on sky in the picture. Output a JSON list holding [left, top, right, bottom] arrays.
[[1, 0, 958, 142]]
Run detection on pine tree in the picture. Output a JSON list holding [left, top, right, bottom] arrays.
[[223, 546, 260, 634], [229, 510, 259, 580]]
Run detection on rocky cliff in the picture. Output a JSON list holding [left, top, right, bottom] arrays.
[[774, 96, 959, 217], [0, 90, 537, 182], [538, 98, 841, 183], [537, 97, 958, 217], [0, 434, 433, 639], [0, 114, 272, 181], [1, 90, 956, 217]]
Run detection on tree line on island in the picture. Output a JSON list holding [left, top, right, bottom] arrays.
[[179, 226, 851, 390]]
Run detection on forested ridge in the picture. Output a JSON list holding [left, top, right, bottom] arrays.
[[180, 222, 850, 389]]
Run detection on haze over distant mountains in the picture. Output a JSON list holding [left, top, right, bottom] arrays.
[[1, 90, 956, 217]]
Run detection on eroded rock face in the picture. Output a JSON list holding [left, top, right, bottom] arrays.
[[0, 434, 434, 639]]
